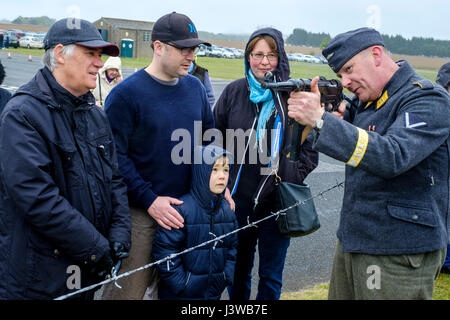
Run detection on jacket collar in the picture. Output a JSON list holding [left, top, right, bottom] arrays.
[[364, 60, 415, 111], [13, 67, 95, 111]]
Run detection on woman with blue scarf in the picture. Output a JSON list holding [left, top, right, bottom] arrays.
[[214, 28, 319, 300]]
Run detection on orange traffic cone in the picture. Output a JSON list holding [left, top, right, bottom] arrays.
[[28, 55, 32, 61], [7, 52, 11, 59]]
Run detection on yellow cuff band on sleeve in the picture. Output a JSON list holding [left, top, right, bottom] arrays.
[[346, 128, 369, 167]]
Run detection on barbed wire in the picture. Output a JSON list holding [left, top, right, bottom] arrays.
[[55, 181, 344, 300]]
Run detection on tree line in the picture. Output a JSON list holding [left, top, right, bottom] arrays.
[[9, 16, 450, 58], [287, 28, 450, 58], [11, 16, 56, 27]]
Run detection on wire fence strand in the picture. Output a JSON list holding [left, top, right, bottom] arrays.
[[55, 181, 344, 300]]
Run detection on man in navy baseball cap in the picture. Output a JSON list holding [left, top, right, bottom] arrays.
[[0, 17, 131, 299]]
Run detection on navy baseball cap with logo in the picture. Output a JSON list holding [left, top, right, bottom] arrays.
[[44, 18, 119, 56], [151, 12, 211, 48], [322, 27, 385, 72]]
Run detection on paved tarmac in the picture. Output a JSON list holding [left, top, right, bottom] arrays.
[[0, 52, 345, 298]]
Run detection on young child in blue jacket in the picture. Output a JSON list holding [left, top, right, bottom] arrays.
[[152, 145, 238, 300]]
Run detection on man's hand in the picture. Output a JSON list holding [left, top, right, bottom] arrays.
[[287, 76, 324, 127], [148, 196, 184, 230], [331, 101, 347, 120], [224, 188, 235, 211], [89, 249, 115, 280]]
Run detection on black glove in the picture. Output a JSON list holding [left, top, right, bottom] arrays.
[[89, 250, 115, 280], [110, 242, 129, 276], [110, 242, 129, 260]]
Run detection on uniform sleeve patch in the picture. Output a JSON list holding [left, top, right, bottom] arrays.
[[405, 112, 427, 129], [346, 128, 369, 167]]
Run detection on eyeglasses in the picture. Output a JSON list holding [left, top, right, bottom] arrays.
[[164, 42, 200, 56], [250, 52, 278, 62]]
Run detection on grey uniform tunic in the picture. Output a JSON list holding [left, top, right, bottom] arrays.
[[313, 60, 450, 255]]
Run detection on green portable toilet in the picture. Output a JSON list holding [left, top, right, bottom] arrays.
[[120, 38, 134, 58]]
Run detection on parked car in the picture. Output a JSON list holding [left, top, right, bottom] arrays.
[[19, 36, 44, 49], [290, 53, 308, 62], [303, 54, 322, 64], [314, 54, 328, 64], [7, 31, 26, 39], [6, 35, 20, 48]]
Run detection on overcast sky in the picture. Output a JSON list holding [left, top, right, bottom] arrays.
[[2, 0, 449, 40]]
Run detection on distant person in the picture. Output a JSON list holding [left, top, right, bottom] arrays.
[[4, 35, 9, 49], [0, 60, 11, 114], [0, 34, 4, 49], [436, 61, 450, 274], [152, 145, 238, 300], [436, 62, 450, 94], [92, 56, 123, 108], [189, 58, 215, 108], [101, 12, 225, 300], [288, 27, 449, 299], [0, 18, 131, 300], [214, 28, 318, 300]]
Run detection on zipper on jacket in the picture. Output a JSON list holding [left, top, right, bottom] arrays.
[[185, 272, 191, 287]]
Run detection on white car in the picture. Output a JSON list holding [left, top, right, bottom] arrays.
[[303, 55, 322, 64], [19, 36, 44, 49], [290, 53, 308, 62]]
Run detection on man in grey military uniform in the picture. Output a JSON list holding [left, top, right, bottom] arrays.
[[287, 27, 449, 300]]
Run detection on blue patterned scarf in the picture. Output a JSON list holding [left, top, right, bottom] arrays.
[[248, 70, 276, 151]]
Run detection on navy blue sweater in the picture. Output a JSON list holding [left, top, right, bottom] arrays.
[[105, 69, 214, 209]]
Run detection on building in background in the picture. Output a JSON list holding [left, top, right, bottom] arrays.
[[93, 17, 154, 58]]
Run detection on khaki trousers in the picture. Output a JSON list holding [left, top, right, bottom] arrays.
[[328, 240, 446, 300], [102, 207, 159, 300]]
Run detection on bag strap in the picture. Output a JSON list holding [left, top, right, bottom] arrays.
[[267, 113, 283, 187], [98, 73, 103, 106]]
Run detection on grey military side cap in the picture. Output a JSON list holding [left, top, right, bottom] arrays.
[[44, 18, 119, 56], [436, 62, 450, 88], [322, 27, 385, 72]]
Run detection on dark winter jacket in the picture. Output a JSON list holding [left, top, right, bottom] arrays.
[[0, 61, 11, 114], [0, 67, 131, 299], [214, 28, 319, 214], [152, 146, 238, 300], [0, 87, 11, 115]]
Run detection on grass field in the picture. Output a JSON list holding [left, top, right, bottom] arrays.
[[4, 47, 441, 83], [280, 272, 450, 300]]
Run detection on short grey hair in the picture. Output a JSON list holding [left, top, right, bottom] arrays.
[[42, 44, 76, 71]]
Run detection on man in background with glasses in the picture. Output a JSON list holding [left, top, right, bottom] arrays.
[[102, 12, 215, 300]]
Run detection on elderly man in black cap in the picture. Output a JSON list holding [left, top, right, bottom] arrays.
[[0, 18, 131, 300], [101, 12, 220, 300], [288, 27, 450, 300]]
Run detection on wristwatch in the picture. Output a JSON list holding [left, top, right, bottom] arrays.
[[313, 113, 325, 132]]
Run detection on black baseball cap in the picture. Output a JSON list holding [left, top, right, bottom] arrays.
[[151, 12, 211, 48], [322, 27, 385, 73], [44, 18, 119, 56]]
